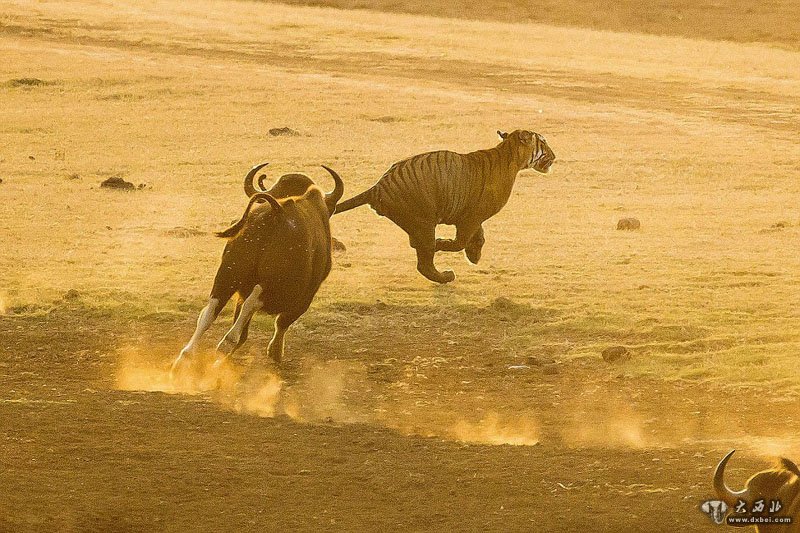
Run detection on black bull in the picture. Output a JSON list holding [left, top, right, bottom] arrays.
[[171, 162, 343, 377]]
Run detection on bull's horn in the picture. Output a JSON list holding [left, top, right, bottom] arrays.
[[256, 174, 269, 193], [252, 192, 283, 215], [321, 165, 344, 215], [714, 450, 751, 506], [243, 162, 270, 197], [780, 458, 800, 477]]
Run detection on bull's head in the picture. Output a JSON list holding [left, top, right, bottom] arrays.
[[243, 162, 270, 198], [244, 162, 343, 216], [714, 449, 800, 527]]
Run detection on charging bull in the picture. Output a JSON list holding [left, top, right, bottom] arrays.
[[714, 449, 800, 531], [171, 162, 343, 376]]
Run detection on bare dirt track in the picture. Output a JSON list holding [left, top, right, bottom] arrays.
[[2, 0, 800, 531], [3, 301, 799, 532], [268, 0, 800, 51]]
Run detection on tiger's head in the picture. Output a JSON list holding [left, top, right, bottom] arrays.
[[498, 129, 555, 174]]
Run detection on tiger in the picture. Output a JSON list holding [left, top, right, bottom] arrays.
[[334, 129, 555, 283]]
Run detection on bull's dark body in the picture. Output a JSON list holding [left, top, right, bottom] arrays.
[[171, 164, 343, 373], [212, 186, 332, 320]]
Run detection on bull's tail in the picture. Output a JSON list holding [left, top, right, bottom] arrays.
[[216, 193, 283, 239], [333, 187, 374, 214]]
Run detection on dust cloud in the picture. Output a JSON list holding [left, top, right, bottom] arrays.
[[449, 413, 540, 446], [560, 404, 650, 448], [116, 346, 692, 449], [116, 347, 367, 424]]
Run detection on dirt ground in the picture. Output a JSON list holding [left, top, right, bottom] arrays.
[[2, 0, 800, 531]]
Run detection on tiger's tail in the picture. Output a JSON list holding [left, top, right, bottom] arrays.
[[333, 187, 374, 214]]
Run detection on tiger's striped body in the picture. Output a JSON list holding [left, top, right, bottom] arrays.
[[335, 130, 555, 283]]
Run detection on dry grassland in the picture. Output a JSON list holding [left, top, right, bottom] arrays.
[[1, 0, 800, 531]]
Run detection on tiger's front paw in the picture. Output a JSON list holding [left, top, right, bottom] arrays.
[[437, 270, 456, 284], [465, 246, 481, 264]]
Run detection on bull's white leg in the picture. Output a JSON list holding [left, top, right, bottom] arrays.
[[266, 319, 287, 363], [266, 313, 299, 363], [171, 298, 219, 377], [216, 285, 263, 356]]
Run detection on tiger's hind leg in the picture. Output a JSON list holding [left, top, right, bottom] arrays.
[[404, 222, 455, 284], [464, 225, 485, 264], [435, 223, 482, 254]]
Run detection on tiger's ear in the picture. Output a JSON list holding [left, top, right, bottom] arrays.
[[497, 130, 509, 140]]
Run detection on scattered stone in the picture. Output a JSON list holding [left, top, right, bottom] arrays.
[[0, 178, 3, 184], [269, 127, 300, 137], [616, 218, 641, 230], [6, 78, 51, 88], [489, 296, 526, 312], [63, 289, 80, 301], [371, 116, 401, 123], [542, 364, 559, 375], [164, 226, 205, 238], [67, 173, 81, 180], [526, 355, 556, 366], [601, 345, 630, 363], [508, 365, 530, 370], [100, 176, 135, 190], [331, 237, 347, 252], [28, 155, 35, 160]]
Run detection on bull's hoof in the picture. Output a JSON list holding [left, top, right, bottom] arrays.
[[216, 335, 238, 356], [169, 351, 191, 381], [208, 356, 239, 392], [266, 345, 283, 364], [211, 355, 230, 372]]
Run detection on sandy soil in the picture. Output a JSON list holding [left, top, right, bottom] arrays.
[[268, 0, 800, 51], [1, 0, 800, 531]]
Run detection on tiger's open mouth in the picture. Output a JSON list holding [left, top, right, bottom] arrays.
[[531, 157, 554, 174]]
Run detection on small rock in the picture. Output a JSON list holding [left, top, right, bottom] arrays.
[[63, 289, 80, 301], [616, 218, 641, 231], [371, 116, 401, 123], [489, 296, 526, 313], [100, 176, 135, 190], [7, 78, 49, 87], [526, 355, 556, 366], [164, 226, 205, 238], [68, 173, 81, 180], [0, 178, 3, 184], [269, 127, 300, 137], [332, 237, 347, 252], [542, 364, 559, 375], [28, 155, 35, 160], [601, 346, 630, 363]]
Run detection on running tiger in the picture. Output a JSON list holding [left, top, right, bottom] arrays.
[[334, 129, 555, 283]]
